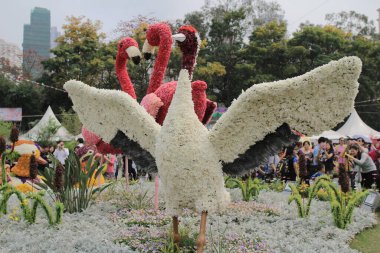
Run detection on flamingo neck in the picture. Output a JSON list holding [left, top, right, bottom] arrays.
[[115, 54, 137, 99], [146, 37, 172, 94], [181, 53, 197, 79]]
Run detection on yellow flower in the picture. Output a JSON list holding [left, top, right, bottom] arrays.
[[9, 207, 21, 221], [317, 189, 329, 201], [15, 183, 35, 194], [37, 175, 46, 181], [21, 198, 29, 207], [299, 182, 309, 193]]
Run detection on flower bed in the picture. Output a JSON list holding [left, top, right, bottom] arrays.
[[0, 181, 377, 252]]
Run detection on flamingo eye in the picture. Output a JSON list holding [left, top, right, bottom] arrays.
[[119, 43, 123, 48]]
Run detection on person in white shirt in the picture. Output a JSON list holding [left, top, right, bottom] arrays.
[[53, 140, 69, 165]]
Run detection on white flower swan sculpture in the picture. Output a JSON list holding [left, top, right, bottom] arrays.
[[64, 56, 361, 252]]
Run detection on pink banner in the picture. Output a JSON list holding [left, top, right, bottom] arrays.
[[0, 108, 22, 121]]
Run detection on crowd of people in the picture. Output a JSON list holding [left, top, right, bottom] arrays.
[[39, 138, 137, 181], [0, 126, 138, 184], [2, 125, 380, 192], [257, 136, 380, 191]]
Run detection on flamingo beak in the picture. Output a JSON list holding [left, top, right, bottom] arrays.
[[126, 46, 141, 65], [142, 40, 155, 60], [172, 33, 186, 42]]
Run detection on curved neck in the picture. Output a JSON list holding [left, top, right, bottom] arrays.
[[146, 37, 172, 94], [181, 53, 197, 80], [115, 54, 137, 99]]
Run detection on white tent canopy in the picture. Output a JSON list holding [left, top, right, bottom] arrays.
[[21, 106, 74, 141], [336, 109, 380, 137], [310, 130, 347, 141]]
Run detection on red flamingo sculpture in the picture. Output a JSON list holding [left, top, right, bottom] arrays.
[[82, 37, 141, 154], [141, 23, 217, 125]]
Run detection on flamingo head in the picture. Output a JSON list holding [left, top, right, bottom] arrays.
[[117, 37, 141, 65], [143, 22, 172, 60], [173, 25, 201, 78], [173, 25, 200, 57]]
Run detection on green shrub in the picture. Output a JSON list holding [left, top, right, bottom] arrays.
[[224, 176, 238, 189], [288, 175, 332, 217], [36, 117, 60, 143], [125, 183, 153, 210], [4, 149, 20, 165], [268, 178, 285, 192], [326, 185, 368, 229], [288, 175, 369, 229], [1, 154, 6, 186], [59, 108, 82, 135], [225, 177, 262, 201], [316, 189, 329, 201], [0, 121, 12, 139], [64, 140, 78, 151]]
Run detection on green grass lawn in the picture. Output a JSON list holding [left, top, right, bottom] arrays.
[[350, 212, 380, 253]]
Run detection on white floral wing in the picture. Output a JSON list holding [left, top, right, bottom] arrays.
[[64, 80, 161, 157], [209, 56, 361, 167]]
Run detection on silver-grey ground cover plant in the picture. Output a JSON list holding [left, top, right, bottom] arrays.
[[0, 181, 376, 253]]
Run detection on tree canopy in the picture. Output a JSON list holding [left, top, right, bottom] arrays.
[[1, 1, 379, 131]]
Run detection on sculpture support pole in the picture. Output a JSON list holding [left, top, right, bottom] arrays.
[[172, 216, 180, 249], [196, 211, 208, 253], [125, 156, 129, 190], [154, 175, 159, 211]]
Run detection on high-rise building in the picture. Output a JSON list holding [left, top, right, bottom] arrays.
[[22, 7, 51, 78], [0, 39, 22, 68]]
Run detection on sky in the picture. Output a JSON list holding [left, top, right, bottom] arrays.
[[0, 0, 379, 48]]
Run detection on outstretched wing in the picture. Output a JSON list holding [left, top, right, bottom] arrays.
[[221, 123, 299, 175], [64, 80, 161, 157], [209, 56, 361, 168]]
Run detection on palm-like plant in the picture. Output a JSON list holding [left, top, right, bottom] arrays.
[[0, 136, 7, 185], [0, 184, 63, 225], [324, 183, 368, 229], [289, 174, 369, 229], [288, 175, 331, 217], [225, 177, 262, 201], [38, 151, 112, 213], [268, 178, 285, 192]]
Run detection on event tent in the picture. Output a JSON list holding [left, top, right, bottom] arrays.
[[310, 130, 347, 141], [21, 106, 74, 141], [336, 109, 380, 137]]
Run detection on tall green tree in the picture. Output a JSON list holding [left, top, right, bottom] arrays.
[[244, 21, 290, 83], [347, 36, 380, 130], [325, 11, 376, 37], [183, 0, 285, 106], [40, 16, 119, 111], [287, 25, 350, 74], [0, 75, 46, 130], [188, 5, 248, 106], [41, 16, 107, 87]]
